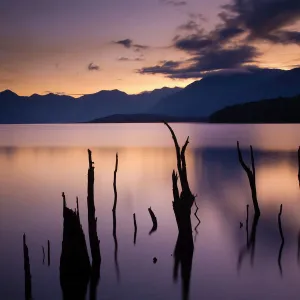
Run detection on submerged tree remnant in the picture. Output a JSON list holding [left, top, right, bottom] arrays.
[[148, 207, 158, 235], [277, 204, 284, 276], [60, 192, 91, 300], [23, 234, 32, 300], [238, 209, 260, 270], [237, 141, 260, 216], [194, 201, 200, 242], [112, 153, 120, 281], [133, 213, 137, 245], [87, 149, 101, 300], [47, 240, 51, 266], [42, 246, 45, 265], [298, 147, 300, 186], [164, 122, 195, 300]]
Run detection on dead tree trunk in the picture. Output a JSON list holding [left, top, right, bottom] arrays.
[[164, 122, 195, 300], [133, 213, 137, 245], [112, 153, 120, 281], [87, 149, 101, 300], [237, 141, 260, 216], [164, 122, 195, 235], [148, 207, 158, 235], [87, 149, 101, 267], [298, 147, 300, 186], [47, 240, 51, 266], [23, 234, 32, 300], [278, 204, 284, 276]]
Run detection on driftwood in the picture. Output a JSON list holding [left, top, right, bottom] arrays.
[[277, 204, 284, 276], [164, 122, 195, 300], [112, 153, 120, 281], [237, 142, 260, 216], [133, 213, 137, 245], [59, 193, 91, 300], [87, 149, 101, 300], [23, 234, 32, 300], [148, 207, 158, 235]]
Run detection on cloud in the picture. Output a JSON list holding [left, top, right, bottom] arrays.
[[115, 39, 133, 48], [117, 57, 145, 61], [88, 62, 100, 71], [137, 0, 300, 79], [114, 39, 149, 51], [45, 91, 66, 95], [138, 45, 258, 78], [221, 0, 300, 44], [161, 0, 187, 6]]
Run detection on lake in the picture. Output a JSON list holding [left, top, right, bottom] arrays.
[[1, 123, 300, 300]]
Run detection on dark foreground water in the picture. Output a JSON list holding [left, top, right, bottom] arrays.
[[1, 124, 300, 300]]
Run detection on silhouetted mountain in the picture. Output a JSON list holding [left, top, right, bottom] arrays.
[[0, 87, 181, 123], [89, 114, 207, 123], [150, 67, 300, 117], [210, 95, 300, 123]]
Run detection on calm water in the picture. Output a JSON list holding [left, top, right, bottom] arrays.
[[1, 124, 300, 300]]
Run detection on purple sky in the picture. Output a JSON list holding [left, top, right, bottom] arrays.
[[0, 0, 300, 96]]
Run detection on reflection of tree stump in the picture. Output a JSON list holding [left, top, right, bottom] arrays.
[[238, 213, 260, 270], [59, 193, 91, 300], [164, 122, 195, 300]]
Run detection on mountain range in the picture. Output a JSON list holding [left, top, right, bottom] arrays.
[[1, 67, 300, 123]]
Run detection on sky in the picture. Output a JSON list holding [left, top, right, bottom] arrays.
[[0, 0, 300, 96]]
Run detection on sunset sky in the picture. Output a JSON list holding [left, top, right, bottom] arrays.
[[1, 0, 300, 96]]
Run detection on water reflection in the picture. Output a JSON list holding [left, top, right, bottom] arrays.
[[238, 213, 260, 270], [3, 124, 300, 299]]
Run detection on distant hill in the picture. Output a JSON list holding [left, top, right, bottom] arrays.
[[210, 95, 300, 123], [150, 67, 300, 118], [89, 113, 208, 123], [0, 87, 181, 123]]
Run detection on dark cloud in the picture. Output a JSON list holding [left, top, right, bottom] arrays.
[[45, 91, 66, 95], [161, 0, 187, 7], [138, 0, 300, 79], [88, 62, 100, 71], [138, 46, 258, 78], [115, 39, 133, 48], [114, 39, 149, 52], [265, 30, 300, 45], [222, 0, 300, 44]]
